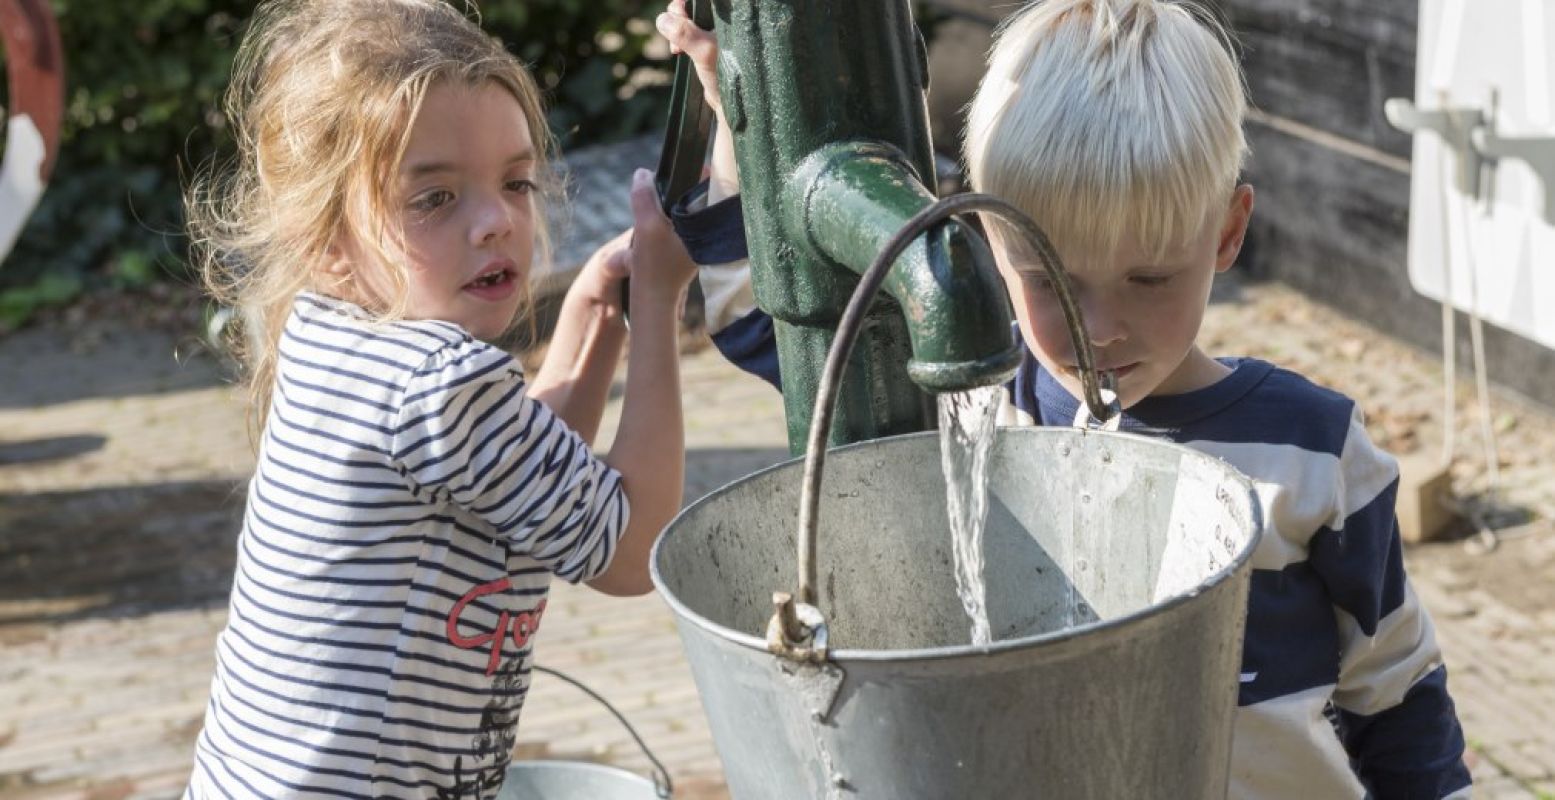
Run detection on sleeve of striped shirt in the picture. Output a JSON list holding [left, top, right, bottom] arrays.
[[1312, 409, 1471, 798], [671, 181, 781, 389], [388, 338, 628, 583]]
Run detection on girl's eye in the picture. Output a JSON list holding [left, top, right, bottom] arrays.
[[506, 178, 536, 195], [410, 189, 454, 214]]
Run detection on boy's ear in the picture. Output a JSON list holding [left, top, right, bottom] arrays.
[[1214, 184, 1255, 273]]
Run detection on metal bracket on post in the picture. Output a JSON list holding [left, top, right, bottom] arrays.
[[1384, 98, 1486, 199], [1472, 127, 1555, 226]]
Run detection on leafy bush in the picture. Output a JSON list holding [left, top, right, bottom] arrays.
[[0, 0, 674, 325], [0, 1, 242, 323], [0, 0, 943, 327]]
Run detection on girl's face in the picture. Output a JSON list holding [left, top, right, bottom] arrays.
[[353, 81, 538, 340]]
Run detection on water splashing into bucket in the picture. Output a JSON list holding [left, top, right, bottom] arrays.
[[651, 429, 1263, 797], [937, 386, 1002, 646]]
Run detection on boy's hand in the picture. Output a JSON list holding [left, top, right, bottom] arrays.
[[626, 168, 698, 306], [657, 0, 721, 121], [657, 0, 739, 202]]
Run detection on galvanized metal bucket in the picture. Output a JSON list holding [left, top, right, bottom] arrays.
[[651, 426, 1262, 799], [500, 665, 673, 799], [499, 761, 661, 800]]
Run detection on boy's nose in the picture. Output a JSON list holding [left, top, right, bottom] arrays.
[[1081, 298, 1126, 348]]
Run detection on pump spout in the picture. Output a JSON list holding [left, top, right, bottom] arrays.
[[785, 143, 1021, 393], [707, 0, 1020, 450]]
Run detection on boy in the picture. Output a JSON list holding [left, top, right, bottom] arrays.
[[657, 0, 1471, 796]]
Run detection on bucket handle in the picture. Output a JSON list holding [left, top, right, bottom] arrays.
[[771, 193, 1121, 661], [533, 664, 674, 798]]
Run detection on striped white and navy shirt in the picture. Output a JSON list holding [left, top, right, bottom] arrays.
[[187, 293, 627, 799], [1005, 351, 1471, 799]]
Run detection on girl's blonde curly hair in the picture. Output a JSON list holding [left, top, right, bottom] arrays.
[[187, 0, 557, 433]]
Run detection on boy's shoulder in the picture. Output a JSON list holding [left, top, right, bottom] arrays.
[[1235, 358, 1355, 415], [1206, 357, 1362, 455]]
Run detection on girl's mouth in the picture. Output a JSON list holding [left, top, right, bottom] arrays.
[[464, 267, 516, 300]]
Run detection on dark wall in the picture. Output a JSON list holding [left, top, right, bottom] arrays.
[[1224, 0, 1554, 408], [922, 0, 1555, 408], [1225, 0, 1417, 158]]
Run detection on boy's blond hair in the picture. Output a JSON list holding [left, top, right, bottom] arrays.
[[964, 0, 1248, 264], [187, 0, 556, 429]]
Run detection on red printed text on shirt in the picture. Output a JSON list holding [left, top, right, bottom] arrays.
[[446, 578, 548, 676]]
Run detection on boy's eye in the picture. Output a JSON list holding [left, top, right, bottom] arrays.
[[1129, 274, 1174, 288], [506, 178, 536, 195], [1023, 273, 1056, 292], [409, 189, 454, 213]]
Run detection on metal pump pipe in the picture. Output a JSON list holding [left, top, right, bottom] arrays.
[[710, 0, 1020, 451]]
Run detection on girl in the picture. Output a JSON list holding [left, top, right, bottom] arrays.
[[184, 1, 696, 796]]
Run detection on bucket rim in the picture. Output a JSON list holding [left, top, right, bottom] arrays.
[[650, 427, 1264, 663], [504, 759, 657, 786]]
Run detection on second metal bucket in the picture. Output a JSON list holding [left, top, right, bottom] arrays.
[[651, 426, 1262, 798], [498, 762, 660, 800]]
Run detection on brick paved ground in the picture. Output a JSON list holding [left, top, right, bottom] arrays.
[[2, 273, 1553, 796]]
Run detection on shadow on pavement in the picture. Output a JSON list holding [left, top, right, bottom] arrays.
[[684, 446, 791, 503], [0, 434, 108, 466], [0, 480, 245, 630], [0, 446, 792, 634], [0, 324, 226, 409]]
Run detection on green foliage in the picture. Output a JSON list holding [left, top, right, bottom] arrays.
[[0, 0, 945, 327], [0, 0, 674, 321], [1, 0, 241, 320], [0, 272, 82, 329], [480, 1, 672, 148]]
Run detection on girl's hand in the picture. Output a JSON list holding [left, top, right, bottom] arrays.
[[568, 228, 632, 328], [626, 168, 698, 305]]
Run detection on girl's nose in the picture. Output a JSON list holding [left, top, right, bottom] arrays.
[[472, 195, 514, 245]]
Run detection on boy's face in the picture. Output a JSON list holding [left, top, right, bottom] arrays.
[[344, 81, 538, 341], [993, 186, 1254, 410]]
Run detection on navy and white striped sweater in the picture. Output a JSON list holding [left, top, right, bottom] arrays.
[[1011, 350, 1470, 798], [187, 293, 627, 799], [680, 190, 1470, 798]]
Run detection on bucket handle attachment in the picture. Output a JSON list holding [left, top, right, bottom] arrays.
[[532, 664, 674, 798], [771, 193, 1121, 661]]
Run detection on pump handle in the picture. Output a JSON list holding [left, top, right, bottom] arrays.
[[623, 0, 716, 319]]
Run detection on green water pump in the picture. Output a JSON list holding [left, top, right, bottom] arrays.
[[670, 0, 1023, 453]]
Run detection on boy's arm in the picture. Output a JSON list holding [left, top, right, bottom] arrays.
[[527, 231, 631, 444], [672, 184, 780, 389], [658, 0, 780, 390], [1314, 411, 1471, 798]]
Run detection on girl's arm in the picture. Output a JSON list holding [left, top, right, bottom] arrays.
[[586, 169, 699, 596], [527, 231, 631, 445]]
